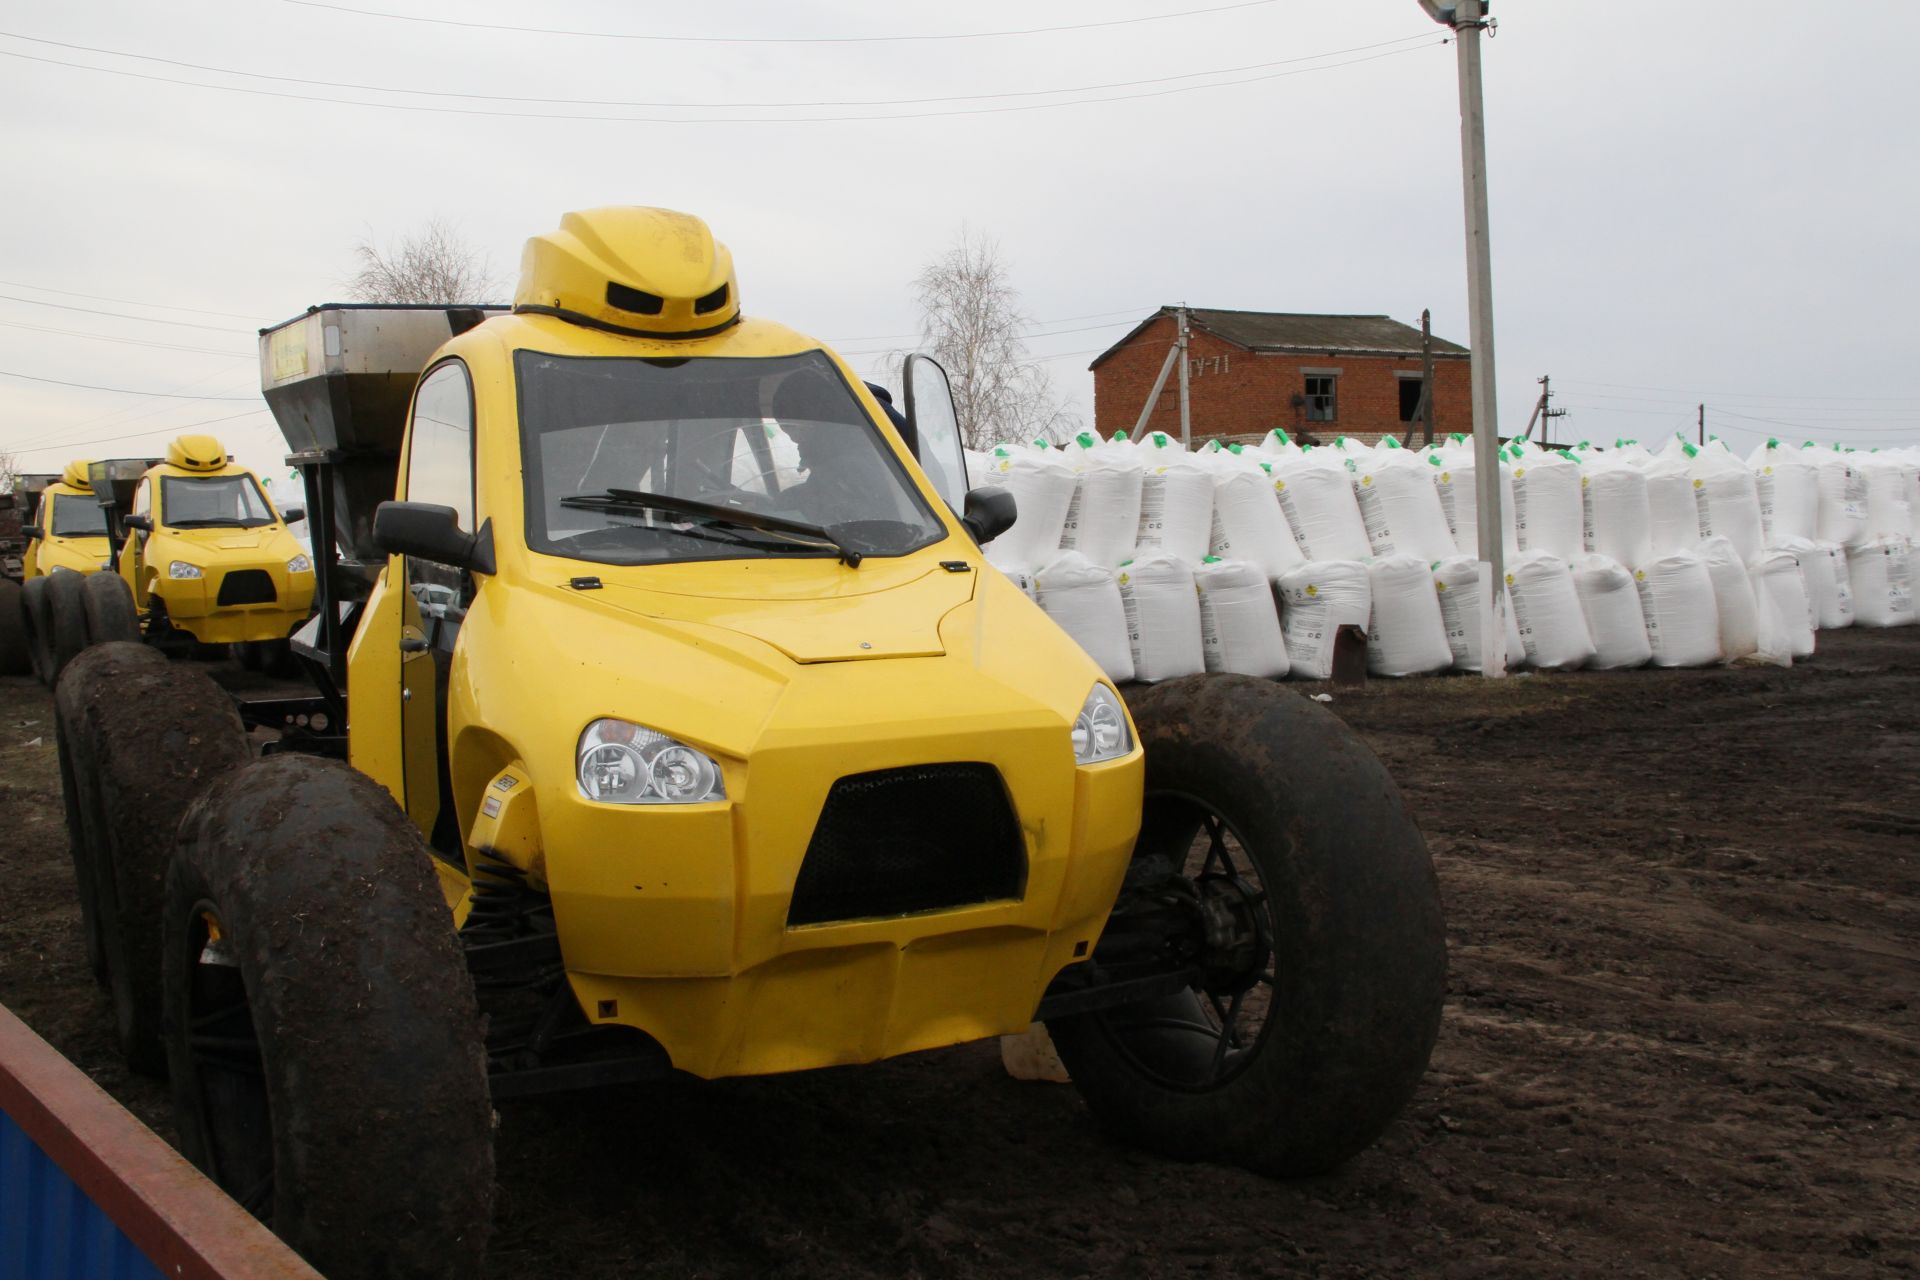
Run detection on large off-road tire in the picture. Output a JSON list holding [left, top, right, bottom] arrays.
[[44, 569, 90, 685], [21, 576, 54, 684], [80, 571, 141, 645], [60, 650, 251, 1075], [52, 643, 171, 990], [1047, 675, 1446, 1177], [164, 755, 494, 1279], [0, 577, 30, 676]]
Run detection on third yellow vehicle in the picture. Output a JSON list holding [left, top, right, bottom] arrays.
[[54, 207, 1446, 1280], [20, 459, 110, 579]]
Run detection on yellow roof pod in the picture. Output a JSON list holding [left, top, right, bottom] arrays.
[[513, 206, 741, 339], [166, 434, 228, 472], [60, 459, 94, 492]]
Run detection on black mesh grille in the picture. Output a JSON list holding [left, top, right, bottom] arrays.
[[787, 764, 1026, 927], [216, 569, 276, 605]]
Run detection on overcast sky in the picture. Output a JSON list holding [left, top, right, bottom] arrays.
[[3, 0, 1916, 492]]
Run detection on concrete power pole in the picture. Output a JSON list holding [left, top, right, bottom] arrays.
[[1176, 307, 1193, 449], [1422, 0, 1504, 674]]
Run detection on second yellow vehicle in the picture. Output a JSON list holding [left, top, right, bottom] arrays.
[[110, 437, 316, 651]]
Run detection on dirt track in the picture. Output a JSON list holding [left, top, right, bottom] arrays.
[[2, 631, 1916, 1278]]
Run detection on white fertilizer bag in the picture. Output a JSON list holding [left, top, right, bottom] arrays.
[[1749, 549, 1816, 659], [1698, 536, 1760, 661], [1059, 456, 1145, 569], [1509, 445, 1585, 561], [1270, 455, 1372, 562], [1813, 449, 1869, 546], [1366, 554, 1454, 678], [1209, 465, 1306, 578], [1580, 455, 1654, 570], [1684, 441, 1766, 564], [1633, 552, 1723, 667], [962, 448, 992, 492], [1351, 441, 1458, 562], [1747, 440, 1821, 544], [1034, 551, 1134, 683], [1276, 561, 1371, 681], [1780, 537, 1853, 630], [1432, 555, 1520, 673], [1134, 461, 1215, 562], [1116, 552, 1206, 681], [1194, 557, 1289, 678], [993, 565, 1039, 602], [1570, 553, 1652, 670], [1859, 455, 1916, 542], [979, 446, 1077, 574], [1431, 450, 1520, 560], [1256, 427, 1303, 458], [1640, 445, 1701, 562], [1506, 551, 1596, 671], [1847, 538, 1916, 627]]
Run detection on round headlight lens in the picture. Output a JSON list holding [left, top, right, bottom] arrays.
[[287, 554, 313, 574], [1072, 685, 1133, 765], [168, 560, 202, 579], [579, 741, 647, 801], [576, 719, 726, 805], [651, 745, 719, 803]]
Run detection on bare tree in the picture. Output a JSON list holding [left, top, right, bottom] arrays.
[[0, 452, 16, 495], [914, 226, 1078, 450], [347, 217, 502, 304]]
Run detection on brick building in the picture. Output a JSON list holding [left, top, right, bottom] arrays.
[[1089, 308, 1473, 448]]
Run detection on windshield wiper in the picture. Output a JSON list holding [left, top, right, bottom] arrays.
[[560, 488, 863, 567]]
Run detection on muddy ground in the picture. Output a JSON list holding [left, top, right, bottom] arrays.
[[2, 631, 1915, 1278]]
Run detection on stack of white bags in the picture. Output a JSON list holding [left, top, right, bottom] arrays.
[[975, 422, 1916, 685]]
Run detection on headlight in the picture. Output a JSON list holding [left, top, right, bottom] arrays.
[[287, 554, 312, 574], [168, 560, 202, 579], [577, 719, 727, 805], [1072, 684, 1132, 765]]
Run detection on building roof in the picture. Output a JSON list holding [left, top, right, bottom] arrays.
[[1089, 307, 1469, 369]]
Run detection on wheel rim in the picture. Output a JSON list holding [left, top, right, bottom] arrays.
[[179, 901, 275, 1221], [1090, 790, 1278, 1093]]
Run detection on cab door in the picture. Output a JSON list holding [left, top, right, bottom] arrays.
[[119, 480, 152, 606], [397, 360, 477, 856], [901, 354, 969, 510]]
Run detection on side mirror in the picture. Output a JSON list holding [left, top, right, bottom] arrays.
[[372, 502, 496, 575], [281, 505, 306, 525], [901, 354, 969, 512], [123, 514, 152, 533], [960, 486, 1017, 546], [20, 525, 42, 540]]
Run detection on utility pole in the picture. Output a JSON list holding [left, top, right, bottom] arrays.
[[1698, 403, 1705, 446], [1421, 308, 1436, 446], [1421, 0, 1504, 674], [1176, 306, 1193, 448]]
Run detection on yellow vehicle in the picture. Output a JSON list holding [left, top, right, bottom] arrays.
[[54, 208, 1444, 1280], [111, 437, 315, 650], [20, 459, 110, 578]]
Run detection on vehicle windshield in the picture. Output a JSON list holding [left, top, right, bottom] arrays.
[[49, 493, 107, 538], [518, 349, 946, 567], [160, 474, 275, 528]]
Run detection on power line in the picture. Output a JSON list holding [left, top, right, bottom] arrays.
[[0, 30, 1434, 111], [0, 278, 263, 322], [828, 306, 1149, 345], [0, 41, 1440, 125], [837, 318, 1138, 358], [7, 408, 273, 458], [0, 291, 253, 333], [280, 0, 1281, 44], [0, 369, 260, 399], [1554, 376, 1920, 405], [0, 318, 251, 358]]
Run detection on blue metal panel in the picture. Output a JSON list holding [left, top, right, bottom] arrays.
[[0, 1111, 163, 1280]]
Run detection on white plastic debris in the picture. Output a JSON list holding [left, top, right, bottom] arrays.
[[1276, 561, 1372, 681], [1570, 553, 1652, 669], [1034, 550, 1134, 683], [1117, 551, 1206, 682], [1193, 557, 1289, 678]]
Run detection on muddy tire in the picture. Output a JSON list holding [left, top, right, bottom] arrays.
[[21, 576, 54, 684], [0, 577, 29, 676], [80, 572, 141, 645], [53, 643, 171, 989], [45, 570, 90, 684], [164, 755, 494, 1278], [1047, 675, 1446, 1177], [62, 652, 251, 1075]]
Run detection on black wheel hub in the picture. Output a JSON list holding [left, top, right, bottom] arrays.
[[1194, 872, 1271, 995]]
